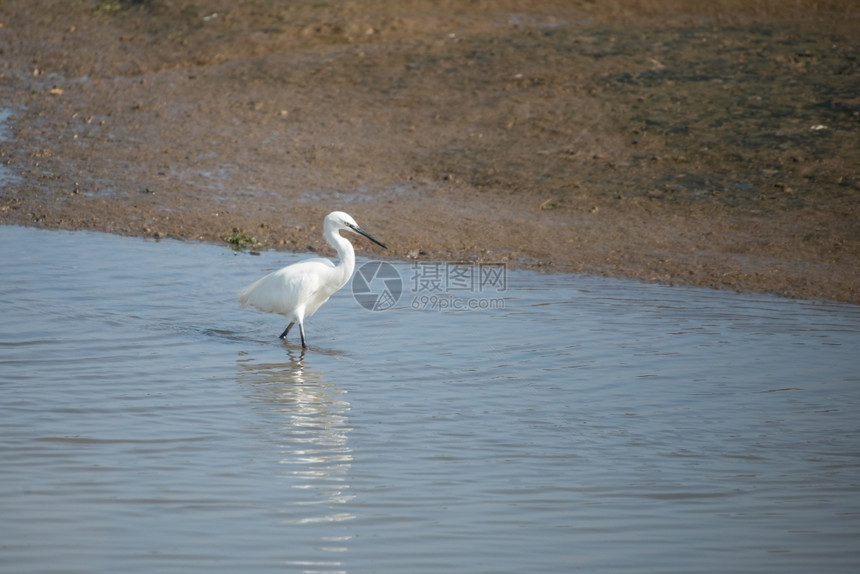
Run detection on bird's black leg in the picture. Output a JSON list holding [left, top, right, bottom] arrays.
[[280, 322, 295, 340], [299, 323, 308, 349]]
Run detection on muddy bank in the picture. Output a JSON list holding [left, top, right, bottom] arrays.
[[1, 1, 858, 303]]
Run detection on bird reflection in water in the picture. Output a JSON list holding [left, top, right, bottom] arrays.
[[237, 348, 354, 571]]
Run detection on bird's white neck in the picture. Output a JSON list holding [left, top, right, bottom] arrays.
[[329, 229, 356, 285]]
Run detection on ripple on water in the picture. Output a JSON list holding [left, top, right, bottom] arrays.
[[1, 225, 859, 574]]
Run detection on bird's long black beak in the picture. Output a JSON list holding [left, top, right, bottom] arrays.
[[347, 223, 387, 249]]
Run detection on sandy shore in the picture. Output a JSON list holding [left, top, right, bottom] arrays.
[[1, 1, 857, 303]]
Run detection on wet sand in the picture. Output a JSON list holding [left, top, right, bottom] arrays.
[[1, 1, 858, 303]]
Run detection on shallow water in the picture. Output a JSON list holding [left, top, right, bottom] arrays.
[[0, 108, 22, 189], [1, 225, 859, 574]]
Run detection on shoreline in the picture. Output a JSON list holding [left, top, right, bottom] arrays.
[[1, 1, 857, 304]]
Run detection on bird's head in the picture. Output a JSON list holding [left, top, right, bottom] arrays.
[[325, 211, 387, 249]]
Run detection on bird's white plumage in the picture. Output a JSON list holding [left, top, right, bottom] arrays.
[[238, 211, 386, 348], [238, 258, 339, 321]]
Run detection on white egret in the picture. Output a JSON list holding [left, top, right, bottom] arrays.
[[238, 211, 387, 348]]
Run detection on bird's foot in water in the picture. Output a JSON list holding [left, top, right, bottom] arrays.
[[278, 333, 308, 350]]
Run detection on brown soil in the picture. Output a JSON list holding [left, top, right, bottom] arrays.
[[1, 1, 858, 303]]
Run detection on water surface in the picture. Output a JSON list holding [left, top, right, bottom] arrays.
[[1, 225, 858, 573]]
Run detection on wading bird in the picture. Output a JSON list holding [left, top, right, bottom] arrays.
[[238, 211, 387, 348]]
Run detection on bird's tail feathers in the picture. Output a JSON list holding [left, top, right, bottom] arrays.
[[238, 276, 266, 308]]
